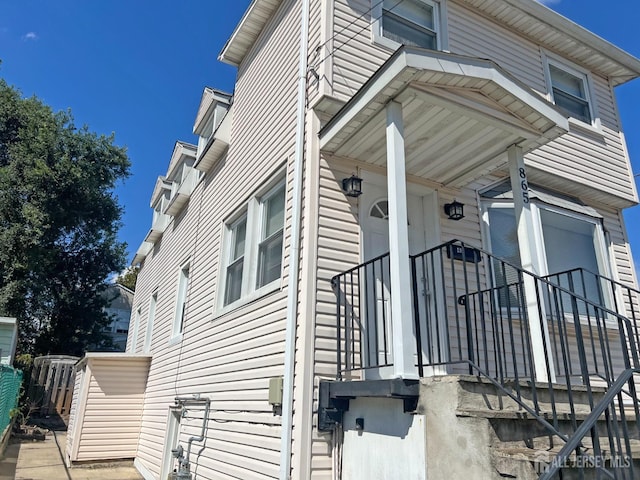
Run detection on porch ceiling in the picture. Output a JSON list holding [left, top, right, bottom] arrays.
[[319, 47, 569, 188]]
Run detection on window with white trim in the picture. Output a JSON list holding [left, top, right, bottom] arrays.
[[483, 201, 609, 310], [220, 180, 286, 309], [173, 263, 190, 338], [545, 58, 594, 125], [224, 215, 247, 305], [143, 292, 157, 353], [129, 307, 141, 353], [373, 0, 446, 51]]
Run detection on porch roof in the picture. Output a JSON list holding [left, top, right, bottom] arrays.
[[319, 47, 569, 188]]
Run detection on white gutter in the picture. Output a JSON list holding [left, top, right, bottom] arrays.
[[280, 0, 309, 478]]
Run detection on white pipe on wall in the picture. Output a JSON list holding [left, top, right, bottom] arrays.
[[280, 0, 310, 478]]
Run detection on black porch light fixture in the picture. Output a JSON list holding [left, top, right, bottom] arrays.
[[444, 200, 465, 220], [342, 174, 363, 197]]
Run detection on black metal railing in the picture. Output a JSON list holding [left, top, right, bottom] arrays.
[[332, 252, 392, 378], [331, 239, 640, 478], [544, 267, 640, 355]]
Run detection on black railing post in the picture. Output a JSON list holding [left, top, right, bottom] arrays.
[[411, 255, 424, 377], [332, 277, 342, 381]]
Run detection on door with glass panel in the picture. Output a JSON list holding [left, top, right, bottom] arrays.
[[361, 181, 429, 378]]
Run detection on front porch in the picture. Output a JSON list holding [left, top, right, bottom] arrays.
[[317, 45, 640, 479], [322, 238, 640, 479]]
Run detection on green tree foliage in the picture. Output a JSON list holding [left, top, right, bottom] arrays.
[[0, 80, 130, 357], [115, 266, 139, 292]]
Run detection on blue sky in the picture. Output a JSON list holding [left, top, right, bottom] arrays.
[[1, 0, 640, 268]]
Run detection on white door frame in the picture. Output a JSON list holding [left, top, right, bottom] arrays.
[[160, 406, 182, 479], [359, 170, 442, 378]]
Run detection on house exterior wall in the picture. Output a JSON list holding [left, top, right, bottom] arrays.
[[123, 1, 639, 479], [325, 0, 636, 208], [306, 3, 639, 475], [131, 1, 308, 479]]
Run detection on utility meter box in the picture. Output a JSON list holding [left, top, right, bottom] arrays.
[[268, 376, 284, 406]]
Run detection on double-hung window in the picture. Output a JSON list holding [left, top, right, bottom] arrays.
[[545, 57, 594, 125], [173, 263, 190, 339], [257, 186, 285, 288], [224, 215, 247, 305], [144, 292, 157, 353], [220, 180, 286, 310], [374, 0, 446, 51]]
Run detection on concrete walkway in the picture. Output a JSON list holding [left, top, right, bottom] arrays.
[[0, 429, 142, 480]]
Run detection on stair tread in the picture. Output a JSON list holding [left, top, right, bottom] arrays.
[[458, 407, 639, 421]]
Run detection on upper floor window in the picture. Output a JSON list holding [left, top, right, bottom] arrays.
[[224, 215, 247, 306], [373, 0, 447, 51], [144, 292, 157, 353], [545, 57, 594, 125], [173, 262, 190, 339], [129, 307, 141, 353], [257, 185, 285, 288], [219, 179, 286, 310]]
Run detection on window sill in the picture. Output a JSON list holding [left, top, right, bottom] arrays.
[[212, 281, 282, 320], [567, 117, 605, 142], [168, 333, 183, 346], [372, 34, 403, 52]]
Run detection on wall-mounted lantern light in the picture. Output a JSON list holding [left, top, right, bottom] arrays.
[[444, 200, 465, 221], [342, 175, 363, 197]]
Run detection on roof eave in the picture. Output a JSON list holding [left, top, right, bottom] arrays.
[[485, 0, 640, 84], [218, 0, 283, 67]]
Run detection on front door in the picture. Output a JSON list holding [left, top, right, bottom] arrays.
[[360, 178, 439, 377]]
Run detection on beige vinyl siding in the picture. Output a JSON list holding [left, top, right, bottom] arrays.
[[69, 357, 150, 463], [329, 0, 389, 101], [65, 365, 83, 463], [446, 2, 635, 204], [134, 1, 302, 479], [326, 0, 635, 206], [311, 155, 362, 477]]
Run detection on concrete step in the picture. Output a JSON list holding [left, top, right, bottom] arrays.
[[493, 435, 640, 479]]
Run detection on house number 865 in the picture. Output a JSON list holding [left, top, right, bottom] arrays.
[[519, 167, 530, 204]]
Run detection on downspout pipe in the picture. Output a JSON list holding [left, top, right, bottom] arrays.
[[280, 0, 310, 478]]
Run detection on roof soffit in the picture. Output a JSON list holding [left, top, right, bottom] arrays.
[[319, 47, 569, 187], [150, 176, 173, 208], [218, 0, 283, 66], [193, 88, 233, 135], [166, 142, 197, 181], [457, 0, 640, 85]]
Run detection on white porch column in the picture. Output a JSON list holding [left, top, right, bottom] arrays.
[[386, 100, 417, 379], [507, 145, 555, 383]]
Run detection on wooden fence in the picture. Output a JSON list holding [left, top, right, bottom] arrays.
[[27, 355, 78, 425]]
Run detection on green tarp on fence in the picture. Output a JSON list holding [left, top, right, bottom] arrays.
[[0, 365, 22, 434]]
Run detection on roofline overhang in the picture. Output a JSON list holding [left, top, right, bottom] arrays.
[[76, 352, 153, 369], [218, 0, 283, 67], [218, 0, 640, 83], [499, 0, 640, 84], [150, 176, 172, 208], [193, 87, 233, 135], [165, 141, 197, 181], [320, 46, 569, 152]]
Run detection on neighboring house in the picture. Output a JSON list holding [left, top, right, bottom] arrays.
[[69, 1, 640, 479], [0, 317, 18, 366], [103, 284, 134, 351]]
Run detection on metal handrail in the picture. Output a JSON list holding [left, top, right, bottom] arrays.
[[539, 368, 640, 479], [332, 238, 640, 478]]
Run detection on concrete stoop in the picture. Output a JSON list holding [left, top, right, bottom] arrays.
[[418, 375, 640, 479]]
